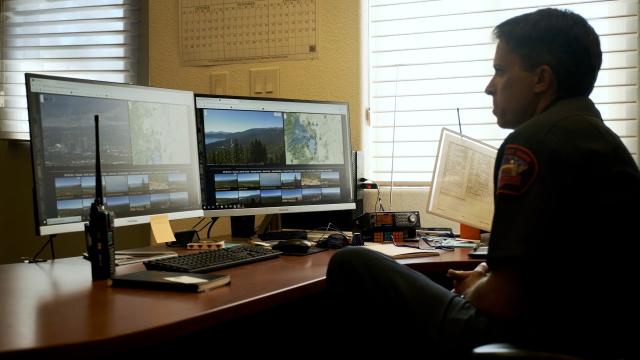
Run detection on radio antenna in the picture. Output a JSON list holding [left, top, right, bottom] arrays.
[[94, 114, 103, 206], [389, 65, 400, 210], [85, 113, 115, 280], [456, 107, 462, 135]]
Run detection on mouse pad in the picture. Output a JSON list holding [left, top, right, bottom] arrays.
[[279, 246, 328, 256]]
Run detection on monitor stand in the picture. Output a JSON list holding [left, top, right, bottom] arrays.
[[230, 215, 256, 238]]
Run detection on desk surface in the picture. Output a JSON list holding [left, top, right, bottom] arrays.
[[0, 245, 478, 357]]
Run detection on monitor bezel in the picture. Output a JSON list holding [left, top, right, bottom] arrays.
[[194, 94, 356, 219], [26, 73, 204, 236]]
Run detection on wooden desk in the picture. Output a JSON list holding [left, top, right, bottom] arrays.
[[0, 247, 479, 358]]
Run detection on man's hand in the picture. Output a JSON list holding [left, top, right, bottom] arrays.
[[447, 262, 489, 296], [449, 262, 524, 318]]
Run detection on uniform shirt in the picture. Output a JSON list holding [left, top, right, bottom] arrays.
[[486, 97, 640, 358]]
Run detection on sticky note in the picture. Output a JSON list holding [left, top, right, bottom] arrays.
[[150, 214, 176, 244]]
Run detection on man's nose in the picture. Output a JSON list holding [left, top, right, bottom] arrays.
[[485, 82, 494, 95]]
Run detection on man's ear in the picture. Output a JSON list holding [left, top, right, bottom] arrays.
[[533, 65, 555, 94]]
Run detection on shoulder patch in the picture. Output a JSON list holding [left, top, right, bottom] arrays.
[[497, 144, 538, 195]]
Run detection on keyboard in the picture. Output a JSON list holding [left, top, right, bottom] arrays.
[[143, 245, 282, 273]]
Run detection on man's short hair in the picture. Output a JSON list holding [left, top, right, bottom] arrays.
[[493, 8, 602, 98]]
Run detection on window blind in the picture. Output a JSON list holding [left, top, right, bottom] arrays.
[[0, 0, 139, 141], [368, 0, 639, 185]]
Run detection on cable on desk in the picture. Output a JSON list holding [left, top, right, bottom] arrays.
[[23, 234, 56, 263]]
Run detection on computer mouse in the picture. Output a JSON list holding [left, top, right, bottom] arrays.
[[316, 233, 349, 249], [271, 239, 312, 254]]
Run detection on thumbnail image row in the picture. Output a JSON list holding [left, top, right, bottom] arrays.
[[214, 171, 340, 190], [215, 187, 341, 206], [54, 173, 188, 199], [55, 192, 190, 218]]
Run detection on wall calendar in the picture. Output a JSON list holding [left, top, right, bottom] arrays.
[[179, 0, 318, 65]]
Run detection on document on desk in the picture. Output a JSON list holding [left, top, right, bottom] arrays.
[[363, 243, 439, 259], [442, 239, 480, 248]]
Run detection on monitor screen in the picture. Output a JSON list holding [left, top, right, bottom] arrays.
[[26, 73, 203, 236], [194, 95, 355, 219]]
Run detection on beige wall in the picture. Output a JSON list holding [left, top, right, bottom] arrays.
[[147, 0, 363, 237], [148, 0, 362, 147], [146, 0, 454, 237]]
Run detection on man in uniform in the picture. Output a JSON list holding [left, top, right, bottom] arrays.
[[327, 8, 640, 359]]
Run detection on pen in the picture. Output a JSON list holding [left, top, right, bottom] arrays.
[[394, 244, 420, 249]]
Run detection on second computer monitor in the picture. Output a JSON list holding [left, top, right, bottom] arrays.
[[194, 95, 355, 220]]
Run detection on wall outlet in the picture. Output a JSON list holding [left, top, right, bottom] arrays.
[[250, 67, 279, 97]]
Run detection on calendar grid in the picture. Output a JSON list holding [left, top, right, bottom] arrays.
[[180, 0, 317, 65]]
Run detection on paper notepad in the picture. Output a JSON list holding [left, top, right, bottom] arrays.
[[363, 243, 439, 259]]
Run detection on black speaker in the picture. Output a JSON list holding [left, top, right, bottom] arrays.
[[174, 230, 197, 246], [352, 150, 364, 219], [230, 215, 256, 238]]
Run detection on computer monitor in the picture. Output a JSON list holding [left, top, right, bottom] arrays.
[[26, 73, 203, 236], [427, 128, 497, 232], [194, 95, 355, 232]]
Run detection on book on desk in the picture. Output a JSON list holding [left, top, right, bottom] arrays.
[[363, 242, 439, 259], [109, 270, 230, 292]]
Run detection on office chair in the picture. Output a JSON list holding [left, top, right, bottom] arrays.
[[472, 343, 583, 360]]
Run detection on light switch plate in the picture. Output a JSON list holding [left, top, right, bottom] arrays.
[[210, 72, 228, 94], [250, 68, 279, 97]]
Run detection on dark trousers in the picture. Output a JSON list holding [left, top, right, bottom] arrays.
[[326, 247, 504, 359]]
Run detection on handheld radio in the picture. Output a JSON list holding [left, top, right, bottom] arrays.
[[85, 114, 115, 280]]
